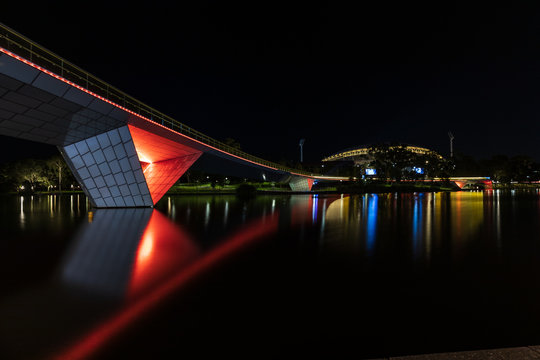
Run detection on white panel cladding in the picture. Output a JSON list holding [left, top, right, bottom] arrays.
[[61, 208, 153, 298], [60, 125, 153, 208], [289, 176, 311, 192]]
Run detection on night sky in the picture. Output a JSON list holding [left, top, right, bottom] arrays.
[[3, 3, 540, 162]]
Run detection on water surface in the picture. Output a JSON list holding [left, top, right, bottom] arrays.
[[1, 191, 540, 359]]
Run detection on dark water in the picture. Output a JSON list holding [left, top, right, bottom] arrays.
[[2, 191, 540, 359]]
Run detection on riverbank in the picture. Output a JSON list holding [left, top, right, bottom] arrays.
[[376, 345, 540, 359], [165, 181, 458, 195], [333, 181, 458, 193], [493, 183, 540, 190], [4, 182, 540, 197], [166, 182, 290, 195]]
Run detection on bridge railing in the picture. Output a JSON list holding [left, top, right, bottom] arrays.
[[0, 23, 313, 177]]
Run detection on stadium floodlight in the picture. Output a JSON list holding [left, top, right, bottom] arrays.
[[448, 131, 454, 158], [299, 138, 305, 163]]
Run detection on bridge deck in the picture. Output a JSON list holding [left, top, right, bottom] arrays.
[[0, 23, 348, 206], [0, 22, 317, 178]]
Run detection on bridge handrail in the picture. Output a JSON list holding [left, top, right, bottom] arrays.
[[0, 23, 313, 177]]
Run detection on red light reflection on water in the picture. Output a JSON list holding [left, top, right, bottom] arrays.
[[127, 210, 200, 300], [56, 211, 279, 360]]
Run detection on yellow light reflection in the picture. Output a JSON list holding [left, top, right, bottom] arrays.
[[450, 191, 484, 252]]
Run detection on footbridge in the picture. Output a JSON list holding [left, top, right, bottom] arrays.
[[0, 24, 346, 207], [450, 177, 493, 190]]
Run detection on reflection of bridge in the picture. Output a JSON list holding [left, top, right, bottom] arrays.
[[0, 24, 347, 208], [0, 194, 339, 359]]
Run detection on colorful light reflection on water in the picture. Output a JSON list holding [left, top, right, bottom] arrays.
[[2, 191, 540, 359]]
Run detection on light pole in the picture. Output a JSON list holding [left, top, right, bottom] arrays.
[[299, 138, 305, 163], [448, 131, 454, 158]]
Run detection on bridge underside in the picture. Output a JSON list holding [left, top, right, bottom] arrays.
[[0, 50, 312, 207], [453, 179, 493, 190]]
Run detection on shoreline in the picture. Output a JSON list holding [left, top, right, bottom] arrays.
[[379, 345, 540, 359], [3, 184, 540, 197]]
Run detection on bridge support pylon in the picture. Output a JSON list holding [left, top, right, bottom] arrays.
[[60, 124, 201, 208], [288, 176, 314, 192]]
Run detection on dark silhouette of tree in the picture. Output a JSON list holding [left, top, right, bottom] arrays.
[[485, 155, 510, 183], [458, 154, 539, 183], [507, 155, 535, 182]]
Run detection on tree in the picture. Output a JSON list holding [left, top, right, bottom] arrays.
[[0, 162, 17, 192], [507, 155, 535, 182], [46, 155, 68, 192], [368, 143, 392, 180], [369, 143, 414, 181], [486, 155, 510, 183], [414, 151, 453, 180], [14, 159, 47, 192]]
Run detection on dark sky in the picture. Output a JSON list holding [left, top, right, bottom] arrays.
[[3, 3, 540, 162]]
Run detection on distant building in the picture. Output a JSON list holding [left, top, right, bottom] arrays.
[[322, 144, 443, 176]]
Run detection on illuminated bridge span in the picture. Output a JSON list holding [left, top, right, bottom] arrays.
[[0, 24, 344, 208]]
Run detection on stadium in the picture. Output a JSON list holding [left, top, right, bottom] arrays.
[[321, 144, 443, 176]]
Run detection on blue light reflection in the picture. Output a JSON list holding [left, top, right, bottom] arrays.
[[366, 194, 378, 255]]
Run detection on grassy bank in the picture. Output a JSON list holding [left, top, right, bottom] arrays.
[[333, 181, 458, 193], [492, 183, 540, 190], [9, 182, 539, 198], [166, 182, 290, 194], [168, 181, 458, 195]]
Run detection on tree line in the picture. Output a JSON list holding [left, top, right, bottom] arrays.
[[1, 145, 538, 194], [451, 153, 540, 183], [366, 144, 540, 183], [317, 143, 540, 183], [0, 155, 77, 193], [366, 144, 453, 181]]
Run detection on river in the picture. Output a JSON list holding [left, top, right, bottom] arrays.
[[1, 190, 540, 359]]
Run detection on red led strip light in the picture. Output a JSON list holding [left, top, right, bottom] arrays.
[[0, 47, 285, 172]]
